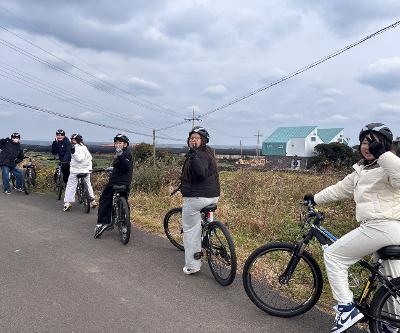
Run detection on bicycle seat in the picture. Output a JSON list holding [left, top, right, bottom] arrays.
[[377, 245, 400, 260], [201, 204, 217, 213], [77, 173, 88, 178], [112, 185, 127, 192]]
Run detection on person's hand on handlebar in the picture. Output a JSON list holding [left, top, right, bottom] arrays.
[[303, 193, 316, 206]]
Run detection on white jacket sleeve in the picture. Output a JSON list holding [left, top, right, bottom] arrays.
[[72, 145, 86, 163], [314, 172, 355, 205], [377, 151, 400, 188]]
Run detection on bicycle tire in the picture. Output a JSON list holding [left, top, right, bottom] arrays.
[[82, 187, 90, 214], [117, 197, 131, 245], [242, 242, 323, 317], [30, 168, 37, 187], [369, 277, 400, 333], [23, 170, 31, 195], [57, 175, 63, 200], [206, 220, 237, 286], [163, 207, 184, 251], [10, 172, 16, 188]]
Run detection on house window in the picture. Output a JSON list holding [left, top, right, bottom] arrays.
[[338, 138, 343, 143], [278, 145, 284, 149], [311, 137, 316, 142]]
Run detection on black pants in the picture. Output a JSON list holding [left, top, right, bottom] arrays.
[[61, 163, 70, 184], [97, 183, 129, 225]]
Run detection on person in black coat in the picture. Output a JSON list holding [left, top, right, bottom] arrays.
[[95, 134, 134, 236], [0, 132, 25, 194], [51, 129, 71, 184], [180, 126, 220, 275]]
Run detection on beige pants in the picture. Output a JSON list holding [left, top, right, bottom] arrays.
[[324, 219, 400, 304]]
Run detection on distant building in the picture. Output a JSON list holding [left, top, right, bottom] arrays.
[[262, 126, 346, 157]]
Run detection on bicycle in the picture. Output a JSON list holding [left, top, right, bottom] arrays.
[[51, 161, 68, 200], [22, 154, 41, 194], [242, 202, 400, 333], [163, 203, 237, 286], [75, 173, 91, 214], [93, 167, 131, 245], [9, 169, 28, 195]]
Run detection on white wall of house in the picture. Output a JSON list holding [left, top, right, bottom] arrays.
[[285, 129, 324, 157], [330, 130, 345, 143]]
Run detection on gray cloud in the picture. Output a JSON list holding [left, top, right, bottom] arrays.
[[358, 57, 400, 92]]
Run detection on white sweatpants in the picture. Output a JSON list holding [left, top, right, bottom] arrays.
[[64, 173, 95, 204], [324, 219, 400, 304], [182, 197, 219, 270]]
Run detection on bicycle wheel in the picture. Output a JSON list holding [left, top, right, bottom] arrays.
[[57, 175, 63, 200], [206, 221, 237, 286], [10, 172, 16, 188], [23, 170, 31, 194], [82, 187, 90, 214], [116, 197, 131, 245], [242, 242, 323, 317], [30, 168, 37, 187], [163, 207, 184, 251], [369, 277, 400, 333]]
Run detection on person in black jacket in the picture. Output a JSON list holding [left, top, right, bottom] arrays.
[[51, 129, 71, 184], [180, 126, 220, 275], [95, 134, 134, 236], [0, 132, 25, 194]]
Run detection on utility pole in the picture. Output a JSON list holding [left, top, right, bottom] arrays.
[[254, 129, 263, 158], [152, 129, 156, 166], [184, 108, 201, 129], [240, 139, 243, 158]]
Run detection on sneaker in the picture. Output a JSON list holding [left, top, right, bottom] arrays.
[[331, 303, 364, 333], [382, 323, 398, 333], [90, 200, 98, 208], [16, 187, 24, 192], [63, 203, 72, 212], [4, 189, 11, 194], [183, 266, 200, 275], [94, 223, 111, 238]]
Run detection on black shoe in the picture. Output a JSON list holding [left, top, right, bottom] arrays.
[[94, 223, 112, 238]]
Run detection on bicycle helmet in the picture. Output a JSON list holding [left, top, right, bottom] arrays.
[[114, 134, 129, 145], [71, 133, 83, 143], [189, 126, 210, 143], [359, 123, 393, 143], [11, 132, 20, 139], [56, 129, 65, 136]]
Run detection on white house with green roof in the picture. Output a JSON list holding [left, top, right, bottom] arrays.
[[262, 126, 345, 157]]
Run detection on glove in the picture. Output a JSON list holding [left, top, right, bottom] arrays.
[[368, 139, 385, 159], [71, 145, 76, 154], [303, 193, 316, 206], [115, 147, 123, 156]]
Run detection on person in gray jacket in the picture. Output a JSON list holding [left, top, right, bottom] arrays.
[[304, 123, 400, 333]]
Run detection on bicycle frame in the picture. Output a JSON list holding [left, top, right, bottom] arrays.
[[293, 205, 400, 326]]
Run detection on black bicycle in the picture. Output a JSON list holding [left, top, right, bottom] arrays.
[[164, 204, 237, 286], [75, 173, 91, 214], [22, 154, 40, 194], [93, 167, 131, 245], [242, 203, 400, 333], [52, 161, 68, 200]]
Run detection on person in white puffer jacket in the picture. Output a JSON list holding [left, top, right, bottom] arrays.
[[63, 134, 97, 211], [304, 123, 400, 333]]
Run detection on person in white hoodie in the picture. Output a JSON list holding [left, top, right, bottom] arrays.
[[63, 134, 97, 211], [304, 123, 400, 333]]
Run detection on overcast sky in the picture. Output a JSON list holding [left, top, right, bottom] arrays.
[[0, 0, 400, 147]]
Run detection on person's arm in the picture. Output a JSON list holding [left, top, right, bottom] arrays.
[[189, 151, 208, 180], [63, 139, 72, 162], [15, 148, 24, 165], [378, 152, 400, 188], [116, 150, 132, 172], [51, 140, 58, 155], [314, 171, 356, 204]]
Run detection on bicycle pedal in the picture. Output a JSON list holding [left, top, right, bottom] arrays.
[[194, 252, 203, 260]]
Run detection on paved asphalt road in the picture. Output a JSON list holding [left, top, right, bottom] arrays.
[[0, 192, 364, 333]]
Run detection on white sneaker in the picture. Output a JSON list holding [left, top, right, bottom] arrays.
[[330, 303, 364, 333], [382, 323, 399, 333], [183, 266, 200, 275], [63, 203, 72, 212]]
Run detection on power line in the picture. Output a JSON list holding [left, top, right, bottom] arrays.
[[0, 96, 182, 142], [157, 19, 400, 132], [0, 14, 179, 116]]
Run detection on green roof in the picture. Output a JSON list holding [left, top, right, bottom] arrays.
[[264, 126, 317, 143], [318, 128, 343, 143]]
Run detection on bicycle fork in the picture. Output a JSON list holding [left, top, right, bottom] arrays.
[[279, 242, 306, 284]]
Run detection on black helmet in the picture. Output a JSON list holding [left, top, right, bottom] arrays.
[[114, 134, 129, 145], [71, 133, 83, 143], [359, 123, 393, 143], [56, 129, 65, 136], [11, 132, 20, 139], [189, 126, 210, 143]]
